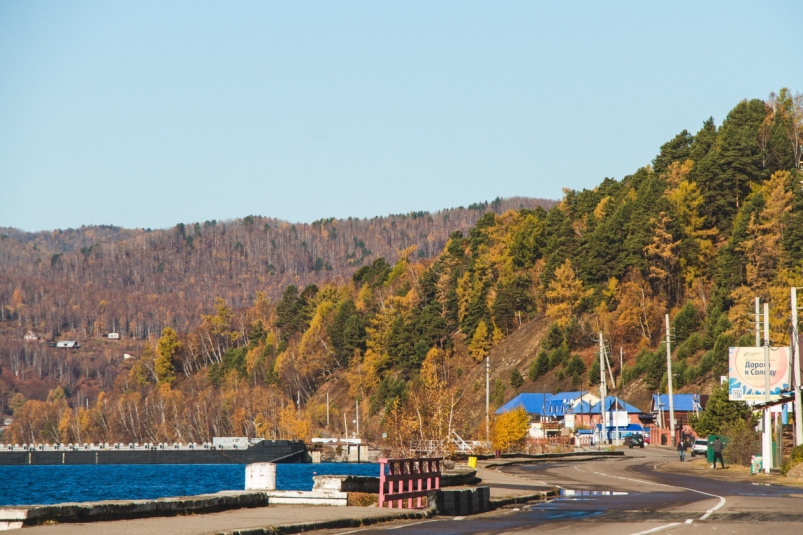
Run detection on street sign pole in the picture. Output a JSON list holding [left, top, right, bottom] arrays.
[[763, 302, 772, 473], [599, 333, 607, 445], [792, 287, 803, 446]]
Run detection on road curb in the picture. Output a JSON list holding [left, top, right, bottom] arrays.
[[473, 451, 625, 462], [490, 488, 559, 509], [484, 453, 623, 469]]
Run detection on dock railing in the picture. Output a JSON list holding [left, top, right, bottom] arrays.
[[378, 457, 441, 509]]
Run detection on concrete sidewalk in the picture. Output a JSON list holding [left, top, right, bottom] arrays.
[[17, 504, 432, 535], [474, 460, 554, 500]]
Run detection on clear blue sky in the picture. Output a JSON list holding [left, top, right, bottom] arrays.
[[1, 1, 802, 232]]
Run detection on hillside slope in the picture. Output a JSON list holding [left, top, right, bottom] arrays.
[[2, 89, 802, 450]]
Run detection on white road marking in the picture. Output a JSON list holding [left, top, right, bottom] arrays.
[[452, 516, 465, 520], [574, 463, 727, 522], [698, 495, 727, 520], [628, 523, 680, 535], [685, 519, 693, 524]]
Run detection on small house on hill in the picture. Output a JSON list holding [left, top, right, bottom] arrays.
[[23, 331, 40, 341], [56, 340, 79, 349]]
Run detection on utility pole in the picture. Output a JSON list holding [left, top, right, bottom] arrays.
[[606, 349, 615, 388], [793, 287, 803, 446], [356, 399, 360, 437], [756, 297, 761, 348], [599, 333, 607, 444], [344, 412, 348, 439], [620, 347, 623, 389], [326, 392, 330, 427], [763, 301, 772, 473], [665, 314, 675, 446], [485, 356, 490, 441]]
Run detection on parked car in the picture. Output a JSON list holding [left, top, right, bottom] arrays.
[[690, 439, 708, 457], [626, 434, 644, 449]]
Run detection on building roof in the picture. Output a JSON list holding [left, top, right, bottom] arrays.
[[496, 391, 614, 417], [496, 393, 551, 416], [589, 396, 643, 414], [549, 391, 586, 402], [570, 400, 595, 414], [496, 392, 641, 417], [651, 394, 702, 413]]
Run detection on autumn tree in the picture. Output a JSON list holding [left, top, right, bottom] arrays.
[[492, 406, 529, 452], [545, 259, 591, 327], [155, 327, 182, 386], [468, 320, 491, 362], [738, 171, 793, 289], [615, 270, 664, 344]]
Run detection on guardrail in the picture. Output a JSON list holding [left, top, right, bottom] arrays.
[[378, 457, 441, 509]]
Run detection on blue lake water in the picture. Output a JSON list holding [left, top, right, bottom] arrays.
[[0, 463, 380, 506]]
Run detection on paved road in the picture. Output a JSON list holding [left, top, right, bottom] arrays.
[[332, 448, 803, 535]]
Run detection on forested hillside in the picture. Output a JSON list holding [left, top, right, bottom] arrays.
[[0, 196, 551, 341], [2, 89, 802, 453]]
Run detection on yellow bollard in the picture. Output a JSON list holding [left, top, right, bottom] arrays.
[[468, 456, 477, 468]]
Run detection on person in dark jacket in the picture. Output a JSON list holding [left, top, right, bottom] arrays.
[[677, 439, 687, 462], [712, 437, 725, 469]]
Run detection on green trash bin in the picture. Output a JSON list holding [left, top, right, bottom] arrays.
[[706, 435, 728, 465]]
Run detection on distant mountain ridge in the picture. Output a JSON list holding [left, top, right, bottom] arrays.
[[0, 196, 554, 338]]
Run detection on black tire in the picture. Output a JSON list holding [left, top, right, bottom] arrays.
[[640, 444, 644, 448]]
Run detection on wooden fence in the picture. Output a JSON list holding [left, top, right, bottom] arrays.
[[378, 457, 441, 509]]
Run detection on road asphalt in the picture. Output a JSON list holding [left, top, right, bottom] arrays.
[[18, 449, 803, 534], [324, 448, 803, 535]]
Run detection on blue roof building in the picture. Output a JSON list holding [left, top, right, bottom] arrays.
[[650, 394, 703, 414], [651, 393, 703, 429], [496, 391, 599, 418], [590, 397, 643, 415]]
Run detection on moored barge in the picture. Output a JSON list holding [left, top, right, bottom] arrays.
[[0, 437, 308, 465]]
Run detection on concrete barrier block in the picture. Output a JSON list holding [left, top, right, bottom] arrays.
[[265, 490, 348, 506], [245, 463, 276, 490], [435, 487, 491, 516], [313, 475, 379, 494]]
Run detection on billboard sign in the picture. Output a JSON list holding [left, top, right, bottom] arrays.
[[728, 346, 790, 402], [610, 410, 629, 427]]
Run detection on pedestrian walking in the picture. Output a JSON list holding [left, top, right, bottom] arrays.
[[712, 437, 725, 469], [677, 439, 687, 462]]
